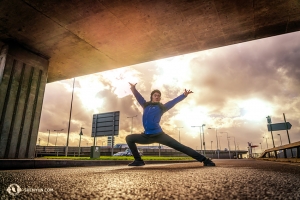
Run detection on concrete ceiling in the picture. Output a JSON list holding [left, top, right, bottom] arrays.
[[1, 0, 299, 83]]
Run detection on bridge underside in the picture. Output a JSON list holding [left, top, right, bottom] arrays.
[[0, 0, 299, 83], [0, 0, 300, 159]]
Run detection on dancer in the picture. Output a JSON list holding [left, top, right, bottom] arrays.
[[126, 82, 215, 166]]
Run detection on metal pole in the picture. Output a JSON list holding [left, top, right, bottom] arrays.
[[226, 133, 231, 159], [216, 128, 219, 159], [278, 134, 282, 146], [283, 113, 293, 157], [199, 127, 202, 153], [234, 137, 237, 159], [283, 113, 291, 143], [66, 78, 75, 157], [47, 129, 50, 146], [111, 112, 115, 156], [54, 129, 63, 146], [79, 127, 84, 156], [201, 124, 206, 156], [127, 115, 137, 134], [176, 127, 183, 143], [78, 134, 82, 156], [270, 125, 275, 148], [260, 143, 262, 152]]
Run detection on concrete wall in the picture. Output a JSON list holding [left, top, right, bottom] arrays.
[[0, 43, 48, 158]]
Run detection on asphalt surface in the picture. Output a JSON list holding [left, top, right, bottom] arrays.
[[1, 159, 300, 200]]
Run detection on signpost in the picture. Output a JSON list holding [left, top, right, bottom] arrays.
[[267, 122, 292, 131], [92, 111, 120, 157], [266, 114, 293, 158]]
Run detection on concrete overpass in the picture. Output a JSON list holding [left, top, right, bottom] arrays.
[[0, 0, 300, 158]]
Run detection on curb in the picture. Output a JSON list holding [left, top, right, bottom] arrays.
[[0, 159, 197, 170]]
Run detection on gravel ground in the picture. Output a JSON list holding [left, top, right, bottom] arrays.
[[1, 159, 300, 200]]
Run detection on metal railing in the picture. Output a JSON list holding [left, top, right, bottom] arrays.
[[259, 141, 300, 159], [35, 146, 248, 158]]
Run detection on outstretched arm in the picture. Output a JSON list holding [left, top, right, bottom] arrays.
[[164, 89, 193, 111], [129, 82, 146, 107]]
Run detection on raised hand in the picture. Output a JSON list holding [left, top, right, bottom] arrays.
[[129, 82, 137, 88], [184, 89, 193, 96]]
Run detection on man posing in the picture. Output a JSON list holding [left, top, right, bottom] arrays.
[[126, 83, 215, 167]]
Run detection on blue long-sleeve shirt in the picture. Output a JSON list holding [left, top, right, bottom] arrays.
[[131, 87, 186, 135]]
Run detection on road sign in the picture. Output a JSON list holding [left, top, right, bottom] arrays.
[[267, 122, 292, 131], [92, 111, 120, 137]]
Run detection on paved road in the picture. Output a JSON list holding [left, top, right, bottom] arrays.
[[1, 159, 300, 199]]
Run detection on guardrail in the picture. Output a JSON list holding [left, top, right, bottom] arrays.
[[259, 141, 300, 159], [35, 146, 247, 158]]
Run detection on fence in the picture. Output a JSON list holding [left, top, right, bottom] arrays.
[[35, 146, 247, 158]]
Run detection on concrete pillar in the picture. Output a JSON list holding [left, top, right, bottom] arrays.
[[0, 43, 48, 159]]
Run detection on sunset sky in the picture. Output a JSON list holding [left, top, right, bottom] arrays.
[[38, 31, 300, 153]]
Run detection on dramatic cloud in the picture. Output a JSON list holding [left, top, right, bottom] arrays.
[[38, 31, 300, 152]]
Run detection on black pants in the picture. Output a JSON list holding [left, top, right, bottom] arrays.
[[125, 132, 206, 162]]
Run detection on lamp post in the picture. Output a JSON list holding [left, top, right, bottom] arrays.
[[266, 116, 275, 148], [54, 129, 64, 146], [47, 129, 50, 146], [211, 141, 213, 150], [127, 115, 137, 134], [277, 134, 282, 146], [208, 127, 219, 159], [191, 126, 202, 154], [263, 136, 269, 149], [38, 138, 41, 146], [221, 132, 231, 159], [201, 124, 206, 156], [218, 136, 222, 150], [65, 78, 75, 157], [78, 127, 84, 156], [260, 142, 262, 152], [176, 127, 183, 143], [231, 136, 237, 159]]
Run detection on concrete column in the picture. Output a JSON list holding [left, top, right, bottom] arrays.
[[0, 43, 48, 159]]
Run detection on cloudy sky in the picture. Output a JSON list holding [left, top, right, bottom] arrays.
[[38, 31, 300, 153]]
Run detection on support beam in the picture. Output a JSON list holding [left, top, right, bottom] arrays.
[[0, 43, 48, 159]]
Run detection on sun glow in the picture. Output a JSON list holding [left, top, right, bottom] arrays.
[[239, 98, 273, 121]]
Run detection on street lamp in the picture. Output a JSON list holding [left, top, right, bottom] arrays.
[[201, 124, 206, 156], [54, 129, 64, 146], [46, 129, 50, 146], [208, 127, 219, 159], [38, 138, 41, 146], [176, 127, 183, 143], [211, 141, 213, 150], [218, 136, 222, 150], [231, 136, 237, 159], [263, 136, 269, 149], [191, 126, 202, 154], [78, 127, 84, 156], [220, 132, 231, 159], [260, 142, 262, 152], [277, 134, 282, 146], [127, 115, 137, 134]]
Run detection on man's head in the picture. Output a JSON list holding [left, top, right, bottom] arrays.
[[150, 90, 161, 103]]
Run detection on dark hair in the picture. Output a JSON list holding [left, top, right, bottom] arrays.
[[143, 89, 166, 113], [150, 89, 161, 101]]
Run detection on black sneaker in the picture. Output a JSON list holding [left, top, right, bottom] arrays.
[[203, 158, 216, 166], [128, 160, 145, 166]]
